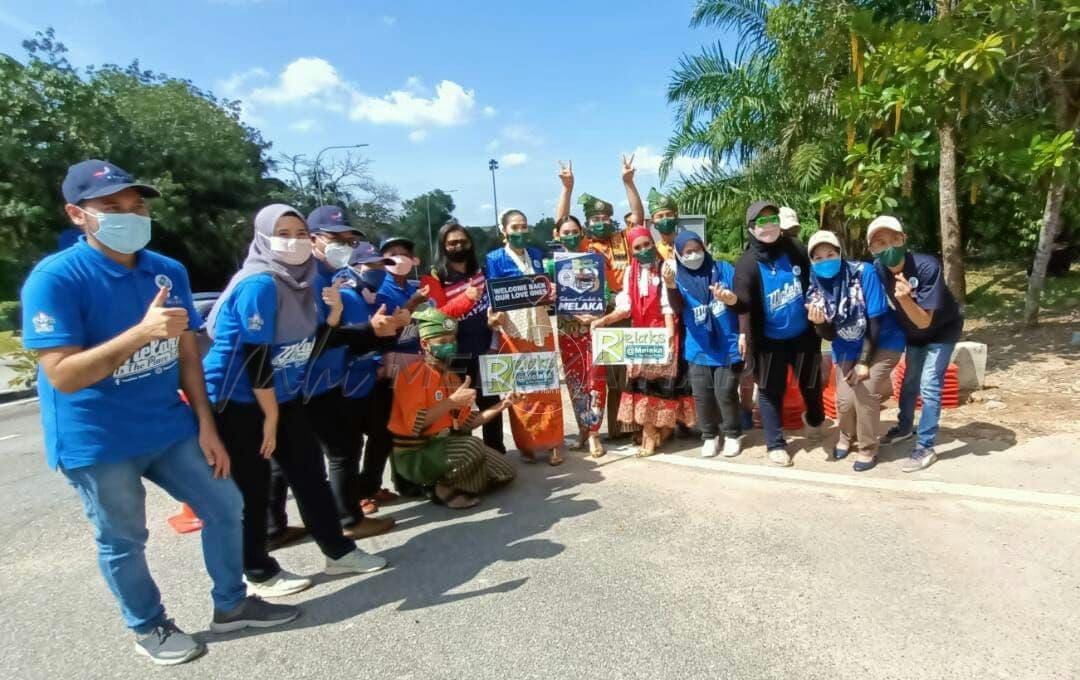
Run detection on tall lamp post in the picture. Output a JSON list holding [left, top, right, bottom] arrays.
[[488, 158, 500, 228], [314, 143, 369, 206], [425, 189, 458, 263]]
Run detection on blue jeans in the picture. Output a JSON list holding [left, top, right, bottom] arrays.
[[61, 436, 246, 634], [897, 342, 955, 449]]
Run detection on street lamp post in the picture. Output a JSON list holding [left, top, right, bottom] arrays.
[[425, 189, 458, 263], [488, 159, 499, 228], [314, 143, 369, 206]]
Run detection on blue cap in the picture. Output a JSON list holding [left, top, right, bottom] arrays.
[[62, 160, 160, 204], [348, 242, 395, 267], [307, 205, 363, 234], [379, 236, 414, 253]]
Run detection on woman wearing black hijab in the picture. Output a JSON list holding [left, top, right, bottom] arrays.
[[731, 200, 826, 467]]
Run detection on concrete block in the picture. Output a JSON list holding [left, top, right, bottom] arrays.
[[950, 341, 987, 390]]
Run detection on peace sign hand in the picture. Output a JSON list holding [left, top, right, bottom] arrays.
[[621, 153, 636, 183], [558, 160, 574, 190]]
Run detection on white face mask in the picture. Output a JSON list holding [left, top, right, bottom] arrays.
[[266, 235, 312, 265], [323, 242, 353, 270], [678, 251, 706, 270], [388, 255, 414, 277]]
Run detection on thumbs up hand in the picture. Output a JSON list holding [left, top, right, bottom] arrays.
[[894, 272, 914, 299], [139, 286, 188, 339], [450, 375, 477, 409]]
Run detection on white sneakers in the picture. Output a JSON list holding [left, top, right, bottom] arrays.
[[722, 436, 743, 458], [244, 571, 312, 599], [325, 548, 388, 575], [700, 438, 719, 458], [767, 448, 792, 467]]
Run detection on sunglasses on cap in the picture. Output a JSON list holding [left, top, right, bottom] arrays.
[[754, 215, 781, 227]]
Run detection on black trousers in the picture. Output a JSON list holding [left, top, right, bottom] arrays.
[[216, 398, 354, 582], [688, 362, 743, 439], [754, 335, 825, 450], [269, 382, 395, 531]]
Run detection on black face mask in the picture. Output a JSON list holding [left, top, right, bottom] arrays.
[[446, 248, 472, 263]]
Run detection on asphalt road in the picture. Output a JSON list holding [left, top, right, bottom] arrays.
[[1, 399, 1078, 680]]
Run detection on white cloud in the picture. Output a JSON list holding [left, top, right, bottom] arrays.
[[217, 67, 269, 98], [500, 152, 528, 167], [482, 106, 498, 118], [623, 145, 713, 179], [409, 130, 428, 143], [250, 57, 343, 104], [479, 203, 493, 211], [289, 118, 320, 133], [349, 79, 476, 127], [485, 139, 500, 152], [382, 15, 397, 26], [501, 124, 542, 146]]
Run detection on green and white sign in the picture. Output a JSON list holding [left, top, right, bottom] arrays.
[[592, 328, 671, 365], [479, 352, 560, 396]]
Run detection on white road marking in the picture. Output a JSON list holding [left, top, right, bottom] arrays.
[[0, 434, 17, 442], [607, 449, 1080, 511]]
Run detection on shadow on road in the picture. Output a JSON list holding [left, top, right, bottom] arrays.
[[203, 457, 606, 642]]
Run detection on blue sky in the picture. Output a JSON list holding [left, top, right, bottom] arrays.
[[1, 0, 735, 226]]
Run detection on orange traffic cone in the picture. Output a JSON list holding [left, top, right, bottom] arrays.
[[167, 504, 203, 534]]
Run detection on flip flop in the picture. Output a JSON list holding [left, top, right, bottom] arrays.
[[549, 449, 564, 466], [520, 450, 537, 464]]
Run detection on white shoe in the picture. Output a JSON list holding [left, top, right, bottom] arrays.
[[325, 548, 387, 575], [801, 413, 824, 441], [767, 448, 792, 467], [722, 436, 743, 458], [244, 571, 312, 599], [700, 438, 719, 458]]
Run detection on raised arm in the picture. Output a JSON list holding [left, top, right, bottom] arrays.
[[556, 160, 574, 222], [622, 154, 644, 226]]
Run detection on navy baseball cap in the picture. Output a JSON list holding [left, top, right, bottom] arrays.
[[308, 205, 364, 235], [379, 236, 415, 253], [62, 160, 160, 204], [348, 242, 395, 267]]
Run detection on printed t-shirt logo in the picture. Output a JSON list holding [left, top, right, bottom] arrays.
[[271, 337, 315, 369], [113, 337, 180, 383], [248, 313, 264, 332], [33, 312, 56, 334]]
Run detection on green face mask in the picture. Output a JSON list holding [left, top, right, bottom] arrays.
[[561, 234, 583, 251], [588, 221, 610, 238], [654, 217, 678, 234], [507, 232, 528, 249], [876, 245, 907, 268], [633, 246, 658, 264], [429, 342, 457, 362]]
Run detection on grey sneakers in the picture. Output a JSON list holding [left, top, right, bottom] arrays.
[[210, 595, 300, 634], [134, 620, 204, 666]]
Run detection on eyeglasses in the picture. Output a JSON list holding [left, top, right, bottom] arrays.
[[755, 215, 781, 227]]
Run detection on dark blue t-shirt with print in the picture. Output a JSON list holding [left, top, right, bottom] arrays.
[[758, 253, 808, 340]]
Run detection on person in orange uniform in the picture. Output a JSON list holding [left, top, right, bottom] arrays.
[[388, 307, 518, 509]]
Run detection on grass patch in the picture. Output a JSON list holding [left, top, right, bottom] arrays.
[[965, 263, 1080, 322], [0, 330, 19, 356]]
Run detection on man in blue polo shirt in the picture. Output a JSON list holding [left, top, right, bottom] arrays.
[[20, 160, 298, 666], [868, 215, 964, 472]]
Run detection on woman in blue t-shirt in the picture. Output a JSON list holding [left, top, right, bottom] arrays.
[[731, 201, 826, 467], [805, 231, 905, 472], [666, 231, 744, 459], [203, 204, 397, 598]]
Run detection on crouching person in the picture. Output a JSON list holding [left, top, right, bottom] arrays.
[[389, 307, 518, 509]]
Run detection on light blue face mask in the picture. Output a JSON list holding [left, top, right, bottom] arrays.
[[811, 257, 842, 279], [85, 209, 152, 254]]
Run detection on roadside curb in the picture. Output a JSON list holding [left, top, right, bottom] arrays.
[[607, 448, 1080, 512], [0, 390, 35, 406]]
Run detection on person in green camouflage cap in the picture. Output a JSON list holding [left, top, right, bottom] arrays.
[[647, 187, 681, 261], [387, 305, 520, 509]]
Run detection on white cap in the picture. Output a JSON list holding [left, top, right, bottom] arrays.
[[779, 206, 800, 232], [807, 230, 842, 258], [866, 215, 904, 243]]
